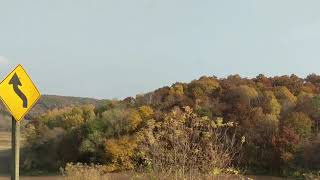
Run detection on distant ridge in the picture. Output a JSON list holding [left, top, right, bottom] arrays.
[[0, 94, 105, 119]]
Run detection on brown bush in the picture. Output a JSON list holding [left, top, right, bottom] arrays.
[[138, 107, 244, 178], [61, 163, 106, 180]]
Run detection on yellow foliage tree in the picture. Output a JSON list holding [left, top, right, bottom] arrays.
[[274, 86, 297, 112], [105, 136, 138, 171], [128, 110, 143, 131], [138, 106, 154, 120]]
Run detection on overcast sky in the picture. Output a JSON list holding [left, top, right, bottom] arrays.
[[1, 1, 320, 99]]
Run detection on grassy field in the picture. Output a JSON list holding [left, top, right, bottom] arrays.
[[0, 177, 61, 180], [0, 132, 12, 175], [0, 132, 12, 150], [0, 132, 26, 175]]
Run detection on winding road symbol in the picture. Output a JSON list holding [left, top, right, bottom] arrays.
[[8, 73, 28, 108], [0, 64, 40, 121]]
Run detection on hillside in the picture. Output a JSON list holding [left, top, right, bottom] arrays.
[[0, 95, 103, 118], [0, 95, 105, 131], [19, 74, 320, 178], [26, 95, 104, 118]]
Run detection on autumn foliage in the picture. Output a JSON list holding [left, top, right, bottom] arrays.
[[22, 74, 320, 176]]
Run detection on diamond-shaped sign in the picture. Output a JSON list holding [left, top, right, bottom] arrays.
[[0, 64, 41, 121]]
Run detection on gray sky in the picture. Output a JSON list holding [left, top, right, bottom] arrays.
[[1, 0, 320, 99]]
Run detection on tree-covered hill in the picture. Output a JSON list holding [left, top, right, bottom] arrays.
[[0, 95, 103, 118], [27, 95, 105, 118], [0, 95, 105, 131], [17, 74, 320, 177]]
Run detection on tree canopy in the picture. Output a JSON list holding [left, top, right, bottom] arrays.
[[22, 74, 320, 176]]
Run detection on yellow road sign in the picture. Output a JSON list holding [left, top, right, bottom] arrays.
[[0, 64, 41, 121]]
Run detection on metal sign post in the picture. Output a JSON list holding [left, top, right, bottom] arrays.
[[0, 65, 41, 180], [11, 116, 20, 180]]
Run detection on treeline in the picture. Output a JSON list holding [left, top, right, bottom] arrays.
[[22, 74, 320, 176], [0, 95, 102, 120]]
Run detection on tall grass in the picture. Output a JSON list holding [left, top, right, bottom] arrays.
[[303, 171, 320, 180], [61, 163, 107, 180]]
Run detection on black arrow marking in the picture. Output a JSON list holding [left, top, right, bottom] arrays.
[[9, 73, 28, 108]]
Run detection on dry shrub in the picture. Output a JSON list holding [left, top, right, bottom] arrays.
[[61, 163, 107, 180], [303, 171, 320, 180], [139, 106, 244, 179], [139, 168, 246, 180]]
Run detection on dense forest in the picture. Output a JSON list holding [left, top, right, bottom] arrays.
[[18, 74, 320, 177]]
